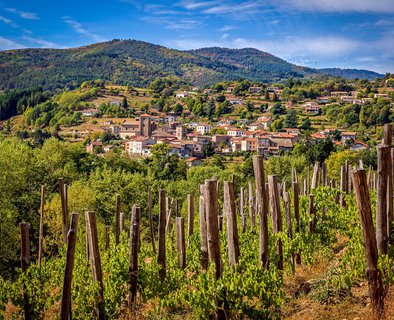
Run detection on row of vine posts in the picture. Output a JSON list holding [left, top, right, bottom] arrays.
[[18, 124, 393, 319]]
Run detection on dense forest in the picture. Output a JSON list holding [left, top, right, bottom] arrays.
[[0, 39, 383, 92]]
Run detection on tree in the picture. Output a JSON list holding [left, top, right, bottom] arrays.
[[122, 96, 128, 108], [283, 110, 297, 128], [206, 99, 215, 120], [203, 141, 215, 157], [173, 103, 183, 114], [300, 117, 312, 131], [271, 118, 284, 132], [270, 103, 286, 115]]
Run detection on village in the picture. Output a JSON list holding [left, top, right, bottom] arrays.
[[71, 81, 389, 165]]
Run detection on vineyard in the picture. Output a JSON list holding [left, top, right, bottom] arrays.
[[0, 126, 394, 319]]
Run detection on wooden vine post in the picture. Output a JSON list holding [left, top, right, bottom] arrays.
[[311, 162, 319, 190], [115, 194, 121, 245], [283, 191, 293, 266], [187, 194, 194, 244], [352, 169, 385, 319], [383, 124, 393, 237], [376, 144, 390, 254], [205, 179, 222, 278], [224, 181, 240, 266], [268, 175, 283, 270], [60, 213, 79, 320], [205, 179, 226, 320], [176, 217, 186, 269], [248, 181, 255, 228], [199, 184, 209, 270], [147, 187, 156, 253], [20, 222, 31, 320], [340, 165, 347, 207], [85, 211, 105, 320], [252, 155, 269, 269], [292, 181, 301, 265], [240, 187, 246, 233], [158, 189, 166, 281], [38, 185, 45, 267], [59, 178, 68, 244], [119, 212, 125, 234], [105, 225, 110, 251], [129, 206, 140, 305]]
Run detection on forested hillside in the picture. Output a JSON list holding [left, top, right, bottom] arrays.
[[0, 39, 383, 92]]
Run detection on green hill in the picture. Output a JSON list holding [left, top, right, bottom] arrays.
[[0, 39, 383, 91]]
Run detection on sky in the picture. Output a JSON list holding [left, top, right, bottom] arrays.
[[0, 0, 393, 73]]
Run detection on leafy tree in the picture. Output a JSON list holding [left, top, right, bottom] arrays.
[[122, 96, 128, 108], [283, 110, 297, 128], [202, 141, 215, 157], [300, 117, 312, 131], [173, 103, 183, 114], [270, 103, 286, 115]]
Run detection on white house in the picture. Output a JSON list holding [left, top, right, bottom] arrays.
[[227, 128, 245, 137], [125, 137, 156, 156], [196, 124, 212, 135], [81, 108, 99, 117], [164, 115, 177, 123], [176, 92, 189, 98]]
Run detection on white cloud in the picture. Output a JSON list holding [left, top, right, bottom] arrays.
[[177, 1, 219, 10], [141, 15, 203, 30], [0, 36, 25, 50], [0, 15, 16, 27], [219, 25, 238, 32], [202, 1, 263, 14], [171, 35, 359, 58], [5, 8, 39, 20], [62, 17, 106, 42], [280, 0, 394, 13]]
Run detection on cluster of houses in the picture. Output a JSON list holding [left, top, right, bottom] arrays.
[[85, 113, 368, 165]]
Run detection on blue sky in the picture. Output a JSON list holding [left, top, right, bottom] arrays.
[[0, 0, 393, 73]]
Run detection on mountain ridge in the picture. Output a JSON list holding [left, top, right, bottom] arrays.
[[0, 39, 383, 91]]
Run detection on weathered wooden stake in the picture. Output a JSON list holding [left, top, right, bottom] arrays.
[[147, 187, 156, 254], [20, 222, 31, 320], [60, 213, 79, 320], [311, 162, 319, 190], [224, 181, 240, 267], [129, 206, 140, 305], [199, 184, 208, 270], [340, 165, 347, 207], [158, 189, 166, 281], [268, 175, 283, 270], [115, 194, 121, 245], [383, 124, 393, 238], [292, 181, 301, 265], [85, 211, 104, 320], [240, 187, 246, 233], [248, 181, 255, 228], [105, 225, 110, 251], [176, 217, 186, 269], [376, 144, 390, 254], [59, 178, 68, 244], [284, 191, 294, 268], [38, 185, 45, 267], [165, 197, 175, 233], [352, 169, 385, 319], [205, 179, 222, 279], [187, 194, 194, 243], [120, 212, 125, 234], [253, 155, 269, 269]]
